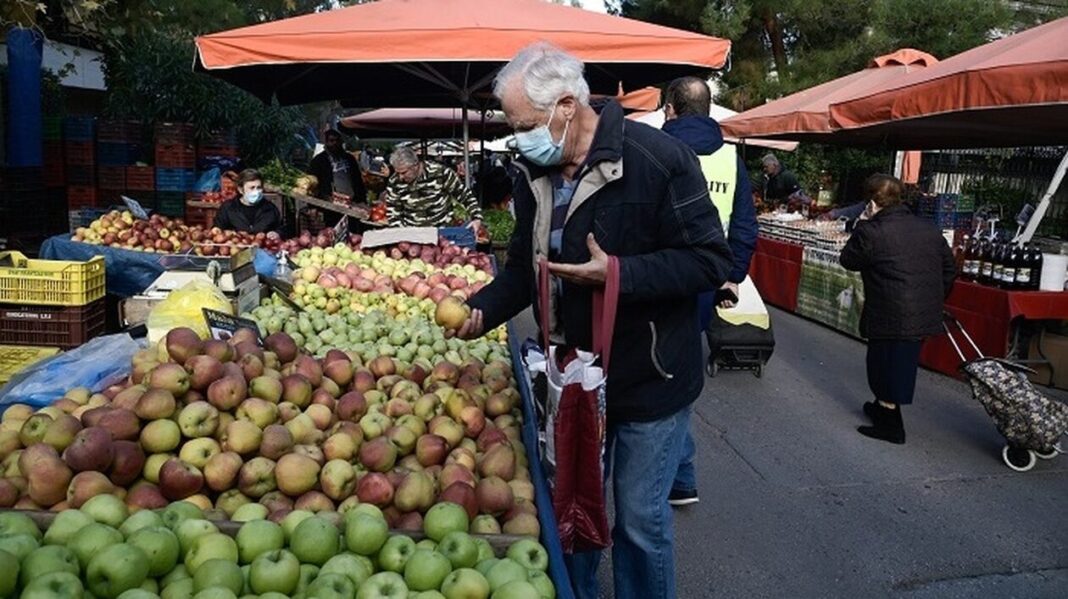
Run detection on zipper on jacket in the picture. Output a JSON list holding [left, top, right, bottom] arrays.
[[648, 321, 674, 380]]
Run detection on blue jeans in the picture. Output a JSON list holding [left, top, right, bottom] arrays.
[[564, 407, 691, 599], [672, 426, 697, 493]]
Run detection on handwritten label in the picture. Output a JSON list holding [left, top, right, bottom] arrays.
[[333, 215, 349, 244], [202, 308, 262, 343], [121, 195, 149, 220]]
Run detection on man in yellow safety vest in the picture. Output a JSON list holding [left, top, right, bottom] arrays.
[[662, 76, 758, 507]]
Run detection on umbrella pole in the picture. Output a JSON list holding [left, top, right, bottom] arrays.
[[462, 105, 472, 189], [1017, 150, 1068, 244], [479, 108, 487, 206]]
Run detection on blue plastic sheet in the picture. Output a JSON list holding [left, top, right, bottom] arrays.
[[40, 235, 278, 298], [0, 333, 139, 413], [195, 168, 222, 192]]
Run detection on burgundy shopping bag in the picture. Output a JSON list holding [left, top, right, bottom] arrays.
[[537, 255, 619, 553]]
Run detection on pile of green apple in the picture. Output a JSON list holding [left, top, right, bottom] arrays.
[[245, 298, 508, 361], [0, 498, 555, 598], [0, 326, 539, 538]]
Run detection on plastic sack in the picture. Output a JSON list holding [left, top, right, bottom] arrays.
[[146, 280, 233, 343], [0, 334, 141, 412], [195, 168, 222, 192]]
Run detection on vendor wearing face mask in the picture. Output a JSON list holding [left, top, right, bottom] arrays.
[[213, 169, 283, 234]]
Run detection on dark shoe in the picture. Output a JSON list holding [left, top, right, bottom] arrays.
[[668, 488, 699, 507], [858, 404, 905, 444], [863, 401, 878, 420]]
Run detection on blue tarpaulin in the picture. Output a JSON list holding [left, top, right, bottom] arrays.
[[40, 235, 277, 298]]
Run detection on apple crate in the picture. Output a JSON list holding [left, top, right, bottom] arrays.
[[126, 166, 155, 191], [97, 166, 127, 190], [185, 200, 219, 228], [155, 144, 196, 169], [67, 186, 99, 209], [0, 251, 106, 306], [0, 298, 106, 349]]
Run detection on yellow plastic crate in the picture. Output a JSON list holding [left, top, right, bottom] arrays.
[[0, 345, 61, 385], [0, 251, 106, 306]]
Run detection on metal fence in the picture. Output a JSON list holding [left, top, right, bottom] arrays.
[[918, 146, 1067, 239]]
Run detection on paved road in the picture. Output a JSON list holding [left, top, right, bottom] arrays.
[[518, 307, 1068, 598]]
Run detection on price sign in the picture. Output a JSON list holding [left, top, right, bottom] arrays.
[[202, 309, 262, 343], [333, 215, 349, 244], [121, 195, 149, 220]]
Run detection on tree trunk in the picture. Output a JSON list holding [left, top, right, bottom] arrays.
[[761, 9, 788, 77]]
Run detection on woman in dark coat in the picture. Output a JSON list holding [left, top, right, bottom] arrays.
[[840, 175, 956, 444]]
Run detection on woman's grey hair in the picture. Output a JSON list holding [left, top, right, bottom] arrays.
[[389, 146, 420, 169], [761, 153, 780, 167], [493, 42, 591, 111]]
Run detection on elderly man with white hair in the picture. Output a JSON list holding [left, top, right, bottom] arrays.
[[444, 42, 733, 599], [383, 146, 482, 228]]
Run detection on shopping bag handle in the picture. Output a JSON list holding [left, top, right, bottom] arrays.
[[942, 311, 983, 362], [537, 254, 621, 371]]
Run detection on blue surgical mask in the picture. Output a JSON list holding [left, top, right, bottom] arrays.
[[511, 103, 569, 167], [244, 189, 263, 205]]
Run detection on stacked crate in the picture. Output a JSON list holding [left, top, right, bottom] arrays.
[[63, 116, 97, 209], [0, 168, 50, 251], [97, 119, 144, 206], [42, 116, 68, 234], [0, 252, 106, 349], [155, 123, 197, 217]]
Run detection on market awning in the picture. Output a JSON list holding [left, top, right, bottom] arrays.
[[628, 107, 799, 152], [720, 49, 937, 143], [193, 0, 731, 107], [828, 18, 1068, 149], [339, 108, 511, 140]]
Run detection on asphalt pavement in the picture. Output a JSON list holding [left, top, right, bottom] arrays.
[[515, 306, 1068, 598]]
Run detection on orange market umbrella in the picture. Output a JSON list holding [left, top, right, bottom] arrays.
[[720, 49, 937, 143], [829, 18, 1068, 149], [193, 0, 731, 107], [339, 108, 511, 139]]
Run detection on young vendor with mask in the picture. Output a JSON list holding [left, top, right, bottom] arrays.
[[213, 169, 283, 234]]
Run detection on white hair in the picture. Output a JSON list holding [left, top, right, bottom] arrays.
[[762, 153, 780, 167], [389, 146, 420, 169], [493, 42, 591, 111]]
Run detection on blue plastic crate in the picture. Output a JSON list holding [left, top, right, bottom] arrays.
[[96, 142, 137, 166], [62, 116, 96, 142], [155, 168, 196, 192]]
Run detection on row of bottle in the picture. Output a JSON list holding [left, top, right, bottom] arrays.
[[956, 235, 1044, 290]]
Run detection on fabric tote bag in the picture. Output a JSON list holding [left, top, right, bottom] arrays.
[[531, 256, 619, 553]]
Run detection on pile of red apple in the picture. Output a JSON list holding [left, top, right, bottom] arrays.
[[70, 211, 287, 257], [0, 326, 538, 539]]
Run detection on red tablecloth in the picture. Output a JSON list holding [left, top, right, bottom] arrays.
[[920, 281, 1068, 376], [750, 237, 803, 311]]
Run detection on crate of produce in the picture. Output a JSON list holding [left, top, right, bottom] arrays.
[[97, 165, 127, 189], [97, 119, 141, 143], [126, 166, 155, 191], [156, 167, 196, 192], [0, 299, 106, 349], [67, 186, 99, 209], [156, 191, 186, 217], [69, 207, 111, 232], [0, 344, 61, 385], [65, 164, 96, 186], [155, 122, 195, 145], [64, 141, 95, 166], [43, 116, 63, 141], [155, 143, 196, 168], [62, 116, 96, 141], [0, 250, 106, 306], [185, 201, 219, 228]]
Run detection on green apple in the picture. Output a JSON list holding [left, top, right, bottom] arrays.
[[403, 549, 452, 592], [185, 533, 238, 573], [161, 563, 191, 588], [128, 526, 181, 577], [505, 540, 548, 572], [345, 514, 388, 556], [526, 570, 555, 599], [235, 519, 284, 564], [176, 519, 220, 556], [249, 549, 301, 595], [259, 594, 289, 599], [0, 510, 42, 540], [229, 503, 268, 522], [0, 549, 18, 598], [82, 493, 131, 528], [191, 588, 237, 599], [87, 543, 151, 599], [347, 503, 385, 521], [416, 539, 438, 552], [44, 509, 95, 545], [0, 532, 39, 561], [296, 564, 319, 594], [117, 589, 160, 599], [423, 502, 469, 542], [69, 522, 123, 569], [490, 580, 540, 599], [475, 558, 498, 577], [438, 531, 479, 569], [193, 558, 244, 594], [120, 508, 165, 537], [161, 577, 194, 599], [474, 538, 494, 564], [19, 544, 80, 588], [20, 571, 84, 599], [441, 567, 490, 599], [319, 553, 373, 588], [289, 516, 339, 566], [240, 565, 252, 595], [485, 559, 527, 592], [280, 509, 315, 542], [355, 571, 408, 599], [161, 501, 206, 531], [306, 572, 356, 599], [376, 534, 416, 573], [140, 577, 160, 594], [411, 592, 446, 599]]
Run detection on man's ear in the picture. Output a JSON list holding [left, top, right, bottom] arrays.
[[558, 96, 578, 121]]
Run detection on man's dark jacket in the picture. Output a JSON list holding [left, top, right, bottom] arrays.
[[662, 115, 756, 284], [840, 205, 956, 339], [468, 101, 733, 422], [308, 150, 367, 203], [213, 199, 282, 234]]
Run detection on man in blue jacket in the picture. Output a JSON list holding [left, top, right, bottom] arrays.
[[662, 76, 758, 507], [449, 44, 733, 599]]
